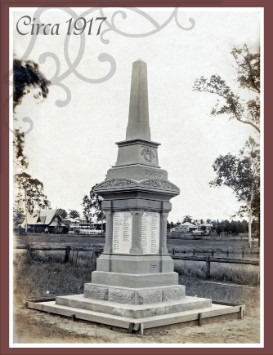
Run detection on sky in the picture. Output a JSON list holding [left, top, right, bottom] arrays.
[[12, 8, 261, 222]]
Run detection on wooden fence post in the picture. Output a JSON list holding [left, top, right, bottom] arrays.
[[64, 246, 71, 263], [26, 245, 32, 263], [198, 313, 202, 326], [93, 248, 99, 269], [206, 256, 211, 279], [74, 248, 79, 266]]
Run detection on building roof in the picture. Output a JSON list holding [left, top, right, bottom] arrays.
[[21, 209, 59, 226], [38, 209, 58, 225], [181, 222, 197, 227], [50, 220, 66, 227], [27, 211, 39, 225]]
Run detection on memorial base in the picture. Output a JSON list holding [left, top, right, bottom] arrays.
[[26, 254, 245, 333], [27, 296, 245, 335]]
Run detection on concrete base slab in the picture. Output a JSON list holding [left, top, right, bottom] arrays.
[[26, 299, 245, 334]]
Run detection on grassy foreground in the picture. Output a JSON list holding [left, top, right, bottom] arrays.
[[14, 251, 96, 301], [174, 260, 260, 286]]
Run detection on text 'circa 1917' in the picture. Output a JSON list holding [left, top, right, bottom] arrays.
[[16, 16, 107, 36]]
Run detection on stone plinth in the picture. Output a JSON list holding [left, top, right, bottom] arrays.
[[90, 271, 179, 288], [95, 254, 174, 274], [83, 284, 186, 305]]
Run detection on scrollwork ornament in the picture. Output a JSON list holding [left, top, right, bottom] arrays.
[[95, 178, 136, 189], [10, 7, 195, 135]]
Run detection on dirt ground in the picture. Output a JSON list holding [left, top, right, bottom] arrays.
[[13, 301, 260, 345]]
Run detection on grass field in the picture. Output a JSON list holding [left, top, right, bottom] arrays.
[[15, 233, 258, 252], [174, 260, 259, 286], [14, 232, 260, 298], [14, 251, 95, 301], [14, 248, 260, 302]]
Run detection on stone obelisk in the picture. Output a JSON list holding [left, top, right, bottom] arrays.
[[126, 59, 151, 141], [74, 60, 209, 310], [32, 61, 243, 332], [56, 59, 212, 317]]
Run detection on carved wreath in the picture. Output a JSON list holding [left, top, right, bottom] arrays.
[[141, 147, 155, 163]]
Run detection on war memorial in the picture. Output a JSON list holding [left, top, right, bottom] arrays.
[[28, 60, 244, 334]]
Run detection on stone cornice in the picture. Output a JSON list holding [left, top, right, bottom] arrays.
[[116, 139, 160, 148], [94, 178, 180, 195]]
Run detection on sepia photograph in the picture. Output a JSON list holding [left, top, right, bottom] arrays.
[[10, 6, 263, 347]]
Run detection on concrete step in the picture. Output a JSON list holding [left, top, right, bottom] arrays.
[[55, 294, 212, 318]]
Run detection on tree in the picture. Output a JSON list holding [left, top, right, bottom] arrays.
[[13, 209, 25, 229], [82, 186, 105, 230], [69, 210, 80, 219], [14, 172, 50, 214], [182, 215, 193, 223], [56, 208, 67, 219], [13, 57, 51, 231], [193, 44, 260, 133], [14, 172, 50, 230], [237, 138, 260, 242], [167, 221, 175, 232], [13, 58, 51, 170], [215, 224, 223, 236], [82, 195, 93, 223], [13, 58, 50, 111], [230, 220, 238, 235], [193, 44, 260, 246], [222, 220, 230, 236], [13, 129, 29, 170], [210, 138, 260, 247]]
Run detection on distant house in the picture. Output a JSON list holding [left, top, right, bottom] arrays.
[[21, 209, 68, 234], [79, 218, 105, 231], [174, 222, 198, 233], [62, 217, 81, 230], [78, 219, 93, 228]]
